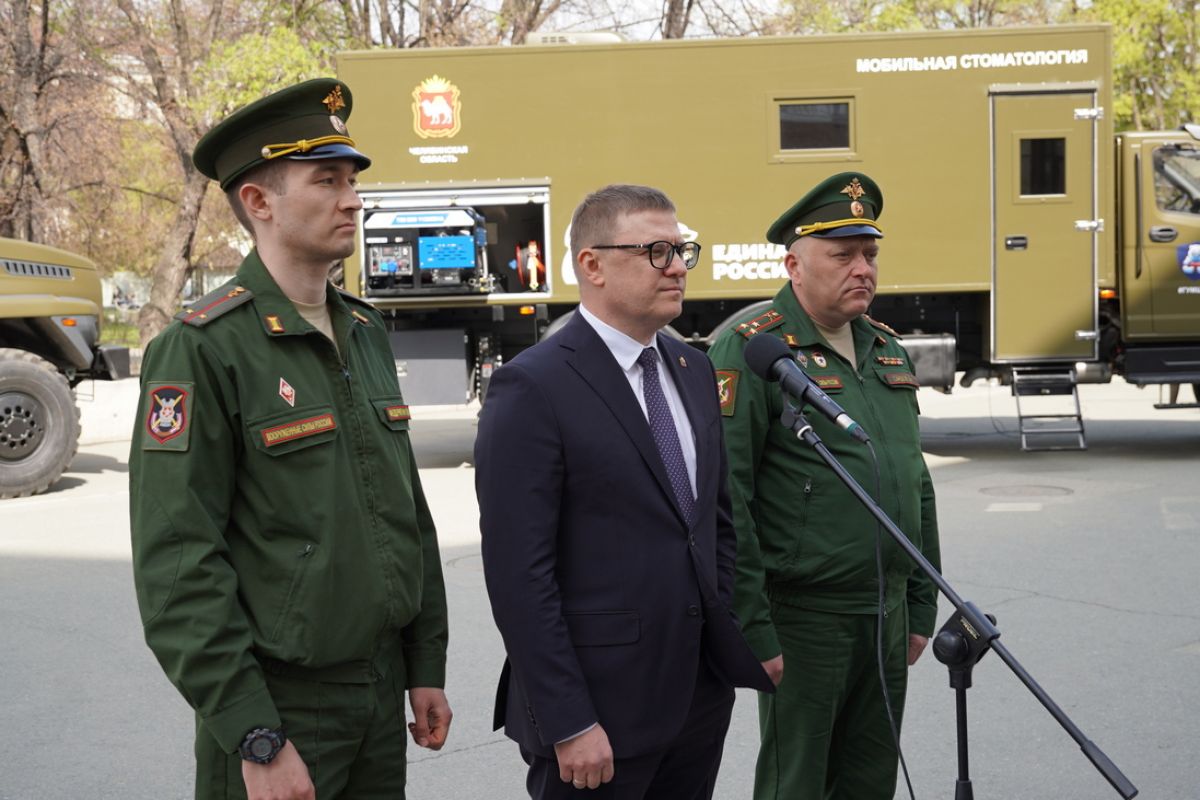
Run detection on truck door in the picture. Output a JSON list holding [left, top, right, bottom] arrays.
[[992, 89, 1099, 361], [1120, 134, 1200, 338]]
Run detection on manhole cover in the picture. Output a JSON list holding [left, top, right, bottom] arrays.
[[979, 485, 1073, 497], [447, 553, 484, 572]]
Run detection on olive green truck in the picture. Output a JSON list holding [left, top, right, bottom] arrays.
[[335, 22, 1200, 430], [0, 237, 129, 498]]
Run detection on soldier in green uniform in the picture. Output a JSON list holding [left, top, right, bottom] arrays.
[[129, 79, 451, 800], [707, 173, 941, 800]]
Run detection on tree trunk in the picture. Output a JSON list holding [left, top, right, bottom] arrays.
[[137, 171, 207, 347], [662, 0, 694, 38]]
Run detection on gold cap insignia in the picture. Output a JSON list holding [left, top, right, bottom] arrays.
[[841, 177, 866, 202], [323, 85, 346, 114]]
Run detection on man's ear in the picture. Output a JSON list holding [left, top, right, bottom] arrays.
[[783, 246, 804, 284], [238, 182, 273, 224], [577, 248, 605, 288]]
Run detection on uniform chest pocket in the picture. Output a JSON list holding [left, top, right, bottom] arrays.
[[370, 396, 411, 431], [248, 404, 339, 456]]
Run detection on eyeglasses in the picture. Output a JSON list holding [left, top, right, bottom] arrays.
[[591, 241, 702, 270]]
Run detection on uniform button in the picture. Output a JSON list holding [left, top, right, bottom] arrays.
[[687, 605, 700, 617]]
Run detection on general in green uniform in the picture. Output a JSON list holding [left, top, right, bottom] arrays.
[[708, 173, 941, 800], [129, 79, 450, 800]]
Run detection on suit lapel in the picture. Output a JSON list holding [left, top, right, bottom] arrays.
[[560, 315, 682, 523]]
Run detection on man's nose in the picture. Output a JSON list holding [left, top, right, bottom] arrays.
[[342, 184, 363, 210], [663, 250, 689, 277]]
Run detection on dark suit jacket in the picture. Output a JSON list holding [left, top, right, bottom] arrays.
[[476, 312, 772, 760]]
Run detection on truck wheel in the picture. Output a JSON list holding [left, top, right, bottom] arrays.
[[0, 348, 80, 499]]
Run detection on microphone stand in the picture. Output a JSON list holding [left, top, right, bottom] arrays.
[[778, 399, 1137, 799]]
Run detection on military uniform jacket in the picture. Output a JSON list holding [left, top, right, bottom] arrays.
[[129, 250, 448, 754], [707, 283, 941, 662]]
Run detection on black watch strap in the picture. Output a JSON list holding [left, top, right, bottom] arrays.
[[238, 727, 287, 764]]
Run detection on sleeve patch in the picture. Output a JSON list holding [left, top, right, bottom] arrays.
[[143, 382, 193, 451], [716, 369, 739, 416]]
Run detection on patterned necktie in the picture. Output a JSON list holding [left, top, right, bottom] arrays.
[[637, 347, 696, 526]]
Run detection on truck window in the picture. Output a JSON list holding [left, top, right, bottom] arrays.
[[1020, 137, 1066, 196], [778, 100, 851, 150], [1153, 146, 1200, 214]]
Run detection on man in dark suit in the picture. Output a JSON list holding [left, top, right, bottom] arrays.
[[476, 184, 774, 799]]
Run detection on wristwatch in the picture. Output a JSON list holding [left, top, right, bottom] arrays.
[[238, 727, 287, 764]]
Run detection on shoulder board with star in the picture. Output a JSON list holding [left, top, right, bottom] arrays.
[[176, 282, 254, 327], [864, 314, 902, 339], [334, 287, 379, 325], [734, 308, 785, 340]]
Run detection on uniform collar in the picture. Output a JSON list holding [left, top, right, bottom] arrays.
[[237, 249, 358, 338], [772, 282, 880, 367]]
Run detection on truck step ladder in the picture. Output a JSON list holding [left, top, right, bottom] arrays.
[[1011, 368, 1086, 451]]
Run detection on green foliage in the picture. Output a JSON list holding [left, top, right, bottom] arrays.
[[1080, 0, 1199, 130], [187, 27, 329, 127]]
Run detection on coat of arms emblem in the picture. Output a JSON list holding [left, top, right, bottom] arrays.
[[413, 75, 462, 139]]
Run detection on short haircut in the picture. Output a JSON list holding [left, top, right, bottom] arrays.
[[223, 159, 289, 235], [569, 184, 676, 263]]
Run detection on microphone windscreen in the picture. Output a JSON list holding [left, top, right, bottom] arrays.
[[743, 333, 792, 381]]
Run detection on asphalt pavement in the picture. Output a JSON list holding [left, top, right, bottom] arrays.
[[1, 376, 1197, 799]]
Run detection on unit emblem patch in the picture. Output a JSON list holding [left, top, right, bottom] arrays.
[[716, 370, 739, 417], [144, 383, 192, 450], [279, 378, 296, 407], [812, 351, 828, 368]]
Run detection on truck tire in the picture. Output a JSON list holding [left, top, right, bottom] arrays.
[[0, 348, 80, 499]]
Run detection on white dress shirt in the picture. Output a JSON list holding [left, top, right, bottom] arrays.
[[576, 304, 697, 498]]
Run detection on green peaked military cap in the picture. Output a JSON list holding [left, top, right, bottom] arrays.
[[193, 78, 372, 190], [766, 172, 884, 247]]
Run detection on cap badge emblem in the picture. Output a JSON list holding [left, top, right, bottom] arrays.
[[323, 85, 346, 114], [841, 178, 866, 218]]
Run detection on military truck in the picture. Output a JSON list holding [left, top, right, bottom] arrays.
[[336, 24, 1200, 423], [0, 237, 130, 498]]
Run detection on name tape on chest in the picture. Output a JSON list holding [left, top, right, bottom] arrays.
[[261, 413, 337, 447], [385, 404, 411, 422]]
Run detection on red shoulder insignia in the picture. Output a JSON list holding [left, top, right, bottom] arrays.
[[177, 285, 253, 328], [735, 309, 785, 339], [864, 314, 901, 338]]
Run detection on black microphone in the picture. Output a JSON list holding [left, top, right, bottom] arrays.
[[743, 333, 871, 443]]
